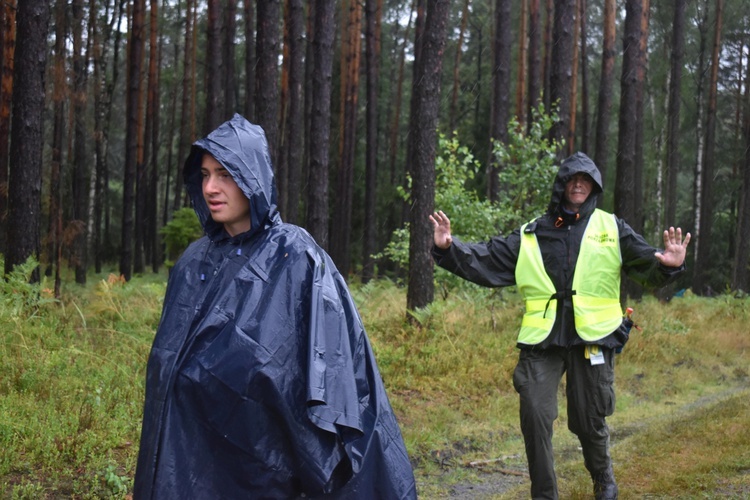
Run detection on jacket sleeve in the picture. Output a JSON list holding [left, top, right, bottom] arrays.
[[431, 229, 522, 288], [618, 217, 685, 289]]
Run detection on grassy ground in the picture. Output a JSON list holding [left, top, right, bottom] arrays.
[[1, 270, 748, 498]]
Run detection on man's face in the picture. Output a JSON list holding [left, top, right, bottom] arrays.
[[201, 154, 251, 236], [563, 172, 594, 212]]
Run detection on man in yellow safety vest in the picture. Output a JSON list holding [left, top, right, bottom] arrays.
[[429, 152, 690, 500]]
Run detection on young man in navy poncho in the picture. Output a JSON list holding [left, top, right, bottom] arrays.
[[134, 115, 416, 499]]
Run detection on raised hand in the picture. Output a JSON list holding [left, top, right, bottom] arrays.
[[655, 227, 691, 267], [429, 210, 453, 249]]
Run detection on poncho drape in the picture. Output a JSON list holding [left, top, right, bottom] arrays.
[[134, 115, 416, 499]]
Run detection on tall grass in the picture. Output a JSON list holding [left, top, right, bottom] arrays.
[[1, 273, 748, 498]]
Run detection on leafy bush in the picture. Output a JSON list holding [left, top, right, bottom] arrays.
[[160, 207, 203, 267], [380, 106, 562, 293], [492, 104, 562, 232]]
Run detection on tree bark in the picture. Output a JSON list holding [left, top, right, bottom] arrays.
[[72, 0, 89, 284], [255, 0, 281, 173], [662, 0, 686, 227], [204, 0, 222, 134], [243, 0, 255, 120], [362, 0, 382, 283], [406, 0, 451, 313], [542, 0, 553, 111], [567, 0, 579, 155], [224, 0, 238, 118], [0, 0, 16, 255], [594, 0, 615, 189], [120, 0, 146, 281], [527, 0, 541, 130], [331, 0, 362, 276], [578, 0, 590, 154], [48, 0, 65, 295], [449, 0, 470, 132], [306, 0, 335, 248], [173, 0, 194, 214], [614, 0, 642, 228], [5, 0, 49, 280], [515, 0, 527, 129], [549, 0, 575, 157], [487, 0, 511, 203], [146, 0, 161, 272], [284, 0, 304, 225], [694, 0, 723, 295], [733, 45, 750, 292]]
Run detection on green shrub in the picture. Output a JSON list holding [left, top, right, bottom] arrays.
[[160, 207, 203, 267], [379, 106, 562, 293]]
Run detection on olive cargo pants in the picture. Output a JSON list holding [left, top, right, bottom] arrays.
[[512, 345, 616, 500]]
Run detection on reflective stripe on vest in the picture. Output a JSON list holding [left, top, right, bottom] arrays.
[[515, 209, 622, 345]]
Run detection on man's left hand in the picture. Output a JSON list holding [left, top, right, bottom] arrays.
[[655, 227, 691, 268]]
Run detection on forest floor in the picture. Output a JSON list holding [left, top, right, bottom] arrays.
[[416, 385, 750, 499]]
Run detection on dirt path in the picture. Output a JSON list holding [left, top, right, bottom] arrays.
[[433, 386, 749, 499]]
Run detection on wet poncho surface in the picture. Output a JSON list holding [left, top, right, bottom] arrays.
[[134, 115, 416, 499]]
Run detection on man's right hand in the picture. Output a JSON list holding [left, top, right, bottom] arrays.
[[429, 210, 453, 249]]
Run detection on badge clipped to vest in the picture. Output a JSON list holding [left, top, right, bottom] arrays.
[[584, 345, 605, 365]]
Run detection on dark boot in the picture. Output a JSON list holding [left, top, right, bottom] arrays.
[[592, 467, 618, 500]]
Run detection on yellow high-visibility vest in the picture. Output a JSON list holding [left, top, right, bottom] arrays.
[[515, 209, 622, 345]]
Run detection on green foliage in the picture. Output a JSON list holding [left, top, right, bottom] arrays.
[[380, 108, 561, 293], [491, 105, 563, 232], [0, 256, 55, 319], [160, 207, 203, 267]]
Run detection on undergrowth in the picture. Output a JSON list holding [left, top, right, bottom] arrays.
[[1, 273, 748, 498]]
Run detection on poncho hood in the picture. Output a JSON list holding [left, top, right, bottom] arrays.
[[547, 151, 603, 217], [134, 116, 416, 499], [183, 113, 281, 241]]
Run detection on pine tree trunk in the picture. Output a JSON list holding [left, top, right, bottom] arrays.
[[120, 0, 146, 281], [146, 0, 161, 272], [515, 0, 527, 129], [5, 0, 49, 280], [567, 0, 579, 155], [594, 0, 615, 188], [487, 0, 511, 203], [694, 0, 723, 296], [662, 0, 686, 227], [615, 0, 642, 227], [331, 0, 362, 277], [243, 0, 255, 120], [205, 0, 222, 134], [224, 0, 238, 118], [449, 0, 470, 132], [173, 0, 194, 214], [285, 0, 304, 225], [72, 0, 89, 284], [406, 0, 451, 313], [255, 0, 281, 172], [362, 0, 381, 283], [306, 0, 335, 248], [0, 0, 16, 255], [733, 51, 750, 292], [527, 0, 541, 129], [578, 0, 590, 154], [49, 0, 65, 295], [549, 0, 575, 157], [542, 0, 553, 112]]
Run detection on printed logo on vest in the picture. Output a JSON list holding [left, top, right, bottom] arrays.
[[587, 232, 617, 246]]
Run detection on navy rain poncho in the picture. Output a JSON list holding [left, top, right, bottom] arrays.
[[134, 114, 417, 499]]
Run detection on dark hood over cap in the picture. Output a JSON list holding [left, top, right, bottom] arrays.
[[184, 114, 281, 240], [547, 151, 604, 216]]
